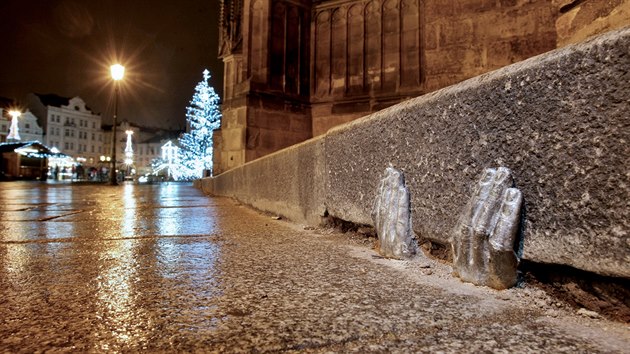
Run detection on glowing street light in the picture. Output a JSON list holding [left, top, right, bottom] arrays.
[[7, 110, 21, 141], [111, 64, 125, 81], [109, 63, 124, 185]]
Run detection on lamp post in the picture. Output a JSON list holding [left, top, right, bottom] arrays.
[[7, 110, 21, 142], [109, 64, 124, 185]]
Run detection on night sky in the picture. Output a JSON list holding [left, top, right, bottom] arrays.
[[0, 0, 223, 130]]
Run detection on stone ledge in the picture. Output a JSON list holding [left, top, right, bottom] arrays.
[[200, 26, 630, 279]]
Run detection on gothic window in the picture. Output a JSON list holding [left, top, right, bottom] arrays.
[[348, 4, 365, 94], [270, 2, 286, 91], [382, 0, 400, 91], [365, 0, 382, 91], [331, 7, 347, 95], [315, 11, 331, 96], [285, 6, 300, 95]]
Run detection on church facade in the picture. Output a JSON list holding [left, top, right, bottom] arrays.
[[214, 0, 628, 174]]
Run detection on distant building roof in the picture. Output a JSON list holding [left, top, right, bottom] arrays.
[[142, 130, 182, 144], [34, 93, 70, 108], [0, 96, 15, 109], [102, 121, 144, 131]]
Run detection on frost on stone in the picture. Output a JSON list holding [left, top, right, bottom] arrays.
[[371, 167, 416, 259], [452, 167, 523, 289]]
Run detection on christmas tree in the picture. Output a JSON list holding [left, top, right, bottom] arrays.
[[177, 69, 221, 179]]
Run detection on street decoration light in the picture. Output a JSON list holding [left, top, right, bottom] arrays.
[[7, 110, 21, 142], [109, 64, 125, 185], [124, 130, 134, 166], [161, 140, 179, 180]]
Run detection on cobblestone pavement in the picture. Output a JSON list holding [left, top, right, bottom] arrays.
[[0, 182, 628, 352]]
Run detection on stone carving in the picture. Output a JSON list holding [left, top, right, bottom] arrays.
[[452, 167, 523, 289], [219, 0, 243, 57], [332, 7, 347, 25], [371, 167, 416, 259]]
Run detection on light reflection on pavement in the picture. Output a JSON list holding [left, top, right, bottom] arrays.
[[0, 182, 223, 351]]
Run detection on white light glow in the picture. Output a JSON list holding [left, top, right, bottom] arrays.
[[7, 110, 21, 141], [110, 64, 125, 81], [8, 110, 21, 119]]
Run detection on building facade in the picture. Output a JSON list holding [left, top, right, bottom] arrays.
[[135, 131, 181, 175], [22, 93, 179, 179], [26, 94, 105, 167], [0, 110, 44, 143], [102, 122, 181, 176], [214, 0, 630, 175], [0, 96, 45, 143]]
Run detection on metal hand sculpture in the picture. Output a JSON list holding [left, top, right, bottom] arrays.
[[452, 167, 523, 289], [371, 167, 416, 259]]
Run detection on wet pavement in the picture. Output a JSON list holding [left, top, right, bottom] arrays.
[[0, 181, 628, 352]]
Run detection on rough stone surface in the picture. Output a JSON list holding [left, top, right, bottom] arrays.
[[556, 0, 630, 47], [371, 167, 416, 259], [201, 136, 326, 226], [452, 167, 522, 290], [323, 27, 630, 278], [202, 27, 630, 279]]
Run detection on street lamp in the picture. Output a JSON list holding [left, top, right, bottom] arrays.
[[109, 64, 125, 185], [7, 110, 21, 142]]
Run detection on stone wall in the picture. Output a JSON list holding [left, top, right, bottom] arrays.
[[200, 137, 327, 225], [311, 0, 559, 135], [423, 0, 558, 91], [555, 0, 630, 46], [200, 27, 630, 279], [214, 0, 313, 175]]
